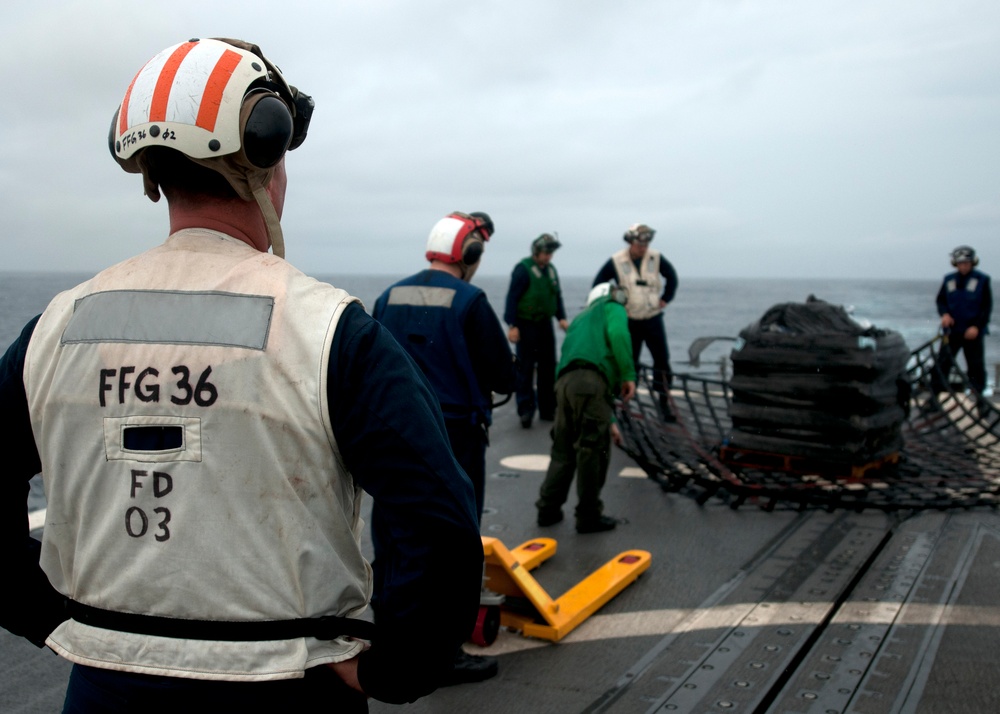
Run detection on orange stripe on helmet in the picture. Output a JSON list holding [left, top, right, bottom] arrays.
[[195, 49, 244, 132], [118, 74, 138, 136], [149, 41, 198, 122]]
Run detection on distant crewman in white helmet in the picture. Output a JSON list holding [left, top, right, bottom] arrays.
[[372, 211, 516, 684], [935, 245, 993, 400], [0, 37, 484, 710], [593, 223, 679, 420]]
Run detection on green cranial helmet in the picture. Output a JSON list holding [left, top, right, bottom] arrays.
[[532, 233, 561, 255]]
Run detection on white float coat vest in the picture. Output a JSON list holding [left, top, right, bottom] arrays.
[[612, 247, 663, 321], [23, 229, 371, 681]]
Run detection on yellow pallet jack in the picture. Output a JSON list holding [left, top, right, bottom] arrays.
[[473, 536, 651, 645]]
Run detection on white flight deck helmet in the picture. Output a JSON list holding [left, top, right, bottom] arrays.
[[425, 211, 494, 281], [588, 282, 628, 306], [109, 38, 314, 259]]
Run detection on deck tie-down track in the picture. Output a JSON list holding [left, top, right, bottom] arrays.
[[617, 338, 1000, 512], [585, 511, 1000, 714]]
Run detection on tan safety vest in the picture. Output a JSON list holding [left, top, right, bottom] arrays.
[[24, 229, 370, 681], [612, 247, 663, 320]]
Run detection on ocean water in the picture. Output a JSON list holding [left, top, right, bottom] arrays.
[[1, 271, 997, 390], [4, 269, 996, 515]]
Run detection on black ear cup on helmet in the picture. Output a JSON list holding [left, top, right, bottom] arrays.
[[243, 94, 294, 168], [462, 239, 485, 266], [450, 211, 491, 267]]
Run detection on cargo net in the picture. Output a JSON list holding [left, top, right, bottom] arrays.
[[616, 338, 1000, 512]]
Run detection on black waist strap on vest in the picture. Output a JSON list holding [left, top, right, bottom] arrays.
[[67, 600, 376, 642]]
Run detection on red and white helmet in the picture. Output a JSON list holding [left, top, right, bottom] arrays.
[[109, 38, 313, 258], [425, 211, 494, 266]]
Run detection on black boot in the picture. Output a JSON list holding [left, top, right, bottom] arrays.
[[537, 508, 564, 527], [440, 650, 499, 686], [576, 515, 617, 534]]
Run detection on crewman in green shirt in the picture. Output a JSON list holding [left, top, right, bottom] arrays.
[[536, 282, 636, 533]]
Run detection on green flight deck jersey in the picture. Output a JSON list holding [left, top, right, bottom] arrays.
[[516, 257, 561, 322], [556, 296, 636, 398]]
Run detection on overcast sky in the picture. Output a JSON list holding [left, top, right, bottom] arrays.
[[3, 0, 999, 279]]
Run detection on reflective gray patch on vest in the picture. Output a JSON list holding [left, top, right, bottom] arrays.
[[62, 290, 273, 350], [386, 285, 456, 308]]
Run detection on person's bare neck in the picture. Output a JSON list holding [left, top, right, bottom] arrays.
[[167, 195, 269, 252], [428, 261, 463, 279]]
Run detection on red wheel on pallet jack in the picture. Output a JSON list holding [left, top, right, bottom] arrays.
[[471, 605, 500, 646]]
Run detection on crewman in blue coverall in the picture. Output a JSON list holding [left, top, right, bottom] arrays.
[[373, 211, 517, 684], [0, 38, 482, 712], [935, 245, 993, 402], [504, 233, 569, 429]]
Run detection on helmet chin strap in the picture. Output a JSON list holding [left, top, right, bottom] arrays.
[[252, 185, 285, 259]]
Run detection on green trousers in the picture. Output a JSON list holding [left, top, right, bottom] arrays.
[[537, 367, 612, 524]]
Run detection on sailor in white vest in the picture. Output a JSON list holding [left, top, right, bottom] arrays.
[[0, 38, 483, 711], [593, 223, 679, 419]]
